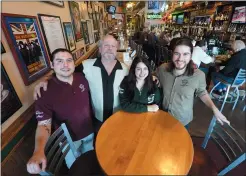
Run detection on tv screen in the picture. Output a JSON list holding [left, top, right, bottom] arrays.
[[148, 1, 159, 10], [107, 5, 116, 14], [232, 6, 246, 23], [172, 15, 176, 23], [177, 14, 184, 24]]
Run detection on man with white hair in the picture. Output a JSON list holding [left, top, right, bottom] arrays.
[[211, 40, 246, 95], [34, 35, 129, 130]]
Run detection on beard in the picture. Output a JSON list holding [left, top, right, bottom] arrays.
[[102, 52, 116, 61], [173, 60, 188, 70]]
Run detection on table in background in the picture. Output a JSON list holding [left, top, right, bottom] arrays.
[[96, 110, 194, 175]]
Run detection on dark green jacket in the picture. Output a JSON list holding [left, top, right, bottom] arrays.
[[119, 82, 161, 113]]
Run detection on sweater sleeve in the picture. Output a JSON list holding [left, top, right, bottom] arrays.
[[119, 85, 148, 113]]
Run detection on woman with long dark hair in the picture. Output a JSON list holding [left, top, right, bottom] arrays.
[[119, 56, 161, 113]]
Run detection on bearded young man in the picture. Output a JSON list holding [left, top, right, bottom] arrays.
[[156, 38, 230, 129]]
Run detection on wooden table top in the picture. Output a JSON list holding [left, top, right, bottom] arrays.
[[95, 110, 194, 175]]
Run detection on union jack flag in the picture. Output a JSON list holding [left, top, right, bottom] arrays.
[[10, 22, 37, 43]]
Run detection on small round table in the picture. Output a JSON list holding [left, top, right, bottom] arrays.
[[96, 110, 194, 175]]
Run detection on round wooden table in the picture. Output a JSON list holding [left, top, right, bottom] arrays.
[[96, 110, 194, 175]]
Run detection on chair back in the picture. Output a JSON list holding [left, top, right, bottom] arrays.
[[232, 68, 246, 87], [39, 123, 79, 176], [202, 118, 246, 175]]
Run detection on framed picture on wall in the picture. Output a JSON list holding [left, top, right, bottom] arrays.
[[45, 1, 64, 7], [38, 14, 66, 56], [81, 21, 90, 45], [69, 1, 83, 42], [94, 32, 100, 43], [92, 12, 99, 30], [1, 13, 51, 85], [86, 20, 94, 44], [1, 43, 6, 54], [1, 64, 22, 124], [63, 22, 76, 52]]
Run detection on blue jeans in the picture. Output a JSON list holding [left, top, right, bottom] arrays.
[[211, 72, 234, 90], [64, 133, 94, 168], [212, 72, 244, 90]]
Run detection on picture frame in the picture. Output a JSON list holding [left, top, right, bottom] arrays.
[[1, 13, 51, 85], [1, 64, 22, 124], [81, 21, 90, 45], [1, 42, 6, 54], [69, 1, 83, 42], [38, 14, 66, 56], [92, 12, 99, 30], [94, 31, 100, 43], [86, 20, 94, 44], [44, 1, 64, 7], [63, 22, 76, 52]]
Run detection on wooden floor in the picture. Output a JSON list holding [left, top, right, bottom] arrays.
[[1, 97, 245, 176]]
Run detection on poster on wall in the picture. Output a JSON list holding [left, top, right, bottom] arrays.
[[86, 20, 94, 44], [38, 14, 66, 55], [1, 13, 51, 85], [1, 64, 22, 124], [69, 1, 83, 42], [63, 22, 76, 52], [81, 21, 90, 45]]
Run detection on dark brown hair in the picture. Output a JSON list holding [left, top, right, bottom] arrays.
[[168, 38, 194, 76]]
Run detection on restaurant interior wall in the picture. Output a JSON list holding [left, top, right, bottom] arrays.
[[1, 1, 102, 132]]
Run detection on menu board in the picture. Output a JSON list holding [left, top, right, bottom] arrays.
[[232, 6, 246, 23]]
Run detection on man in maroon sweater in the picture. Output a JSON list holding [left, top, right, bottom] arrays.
[[27, 48, 94, 174]]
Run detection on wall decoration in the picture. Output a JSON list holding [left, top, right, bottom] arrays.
[[45, 1, 64, 7], [1, 13, 51, 85], [86, 20, 94, 44], [38, 14, 66, 56], [81, 21, 89, 45], [69, 1, 83, 42], [63, 22, 76, 52], [1, 43, 6, 54], [72, 52, 77, 61], [88, 12, 93, 20], [92, 12, 99, 30], [80, 2, 89, 20], [79, 47, 85, 58], [1, 64, 22, 124], [94, 32, 100, 43]]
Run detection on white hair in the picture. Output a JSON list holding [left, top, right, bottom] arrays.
[[233, 40, 246, 52]]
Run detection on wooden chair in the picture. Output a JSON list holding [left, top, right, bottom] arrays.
[[39, 123, 79, 175], [189, 117, 246, 175]]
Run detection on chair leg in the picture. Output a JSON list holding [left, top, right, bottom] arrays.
[[232, 87, 240, 110], [202, 117, 216, 149], [220, 85, 231, 112], [218, 153, 246, 175], [209, 82, 221, 97]]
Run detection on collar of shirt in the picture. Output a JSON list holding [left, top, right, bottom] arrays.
[[52, 74, 74, 86], [93, 57, 123, 70]]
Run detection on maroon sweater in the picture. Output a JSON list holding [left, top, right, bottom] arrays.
[[35, 73, 93, 141]]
